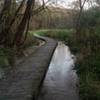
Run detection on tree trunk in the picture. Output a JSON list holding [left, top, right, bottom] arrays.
[[0, 0, 12, 44], [13, 0, 35, 47], [75, 0, 86, 41]]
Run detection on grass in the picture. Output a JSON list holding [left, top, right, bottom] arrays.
[[0, 48, 13, 79], [31, 29, 100, 100], [71, 31, 100, 100], [67, 30, 100, 100], [0, 48, 9, 67], [31, 29, 74, 41]]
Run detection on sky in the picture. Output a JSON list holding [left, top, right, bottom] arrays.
[[44, 0, 90, 9], [45, 0, 77, 8], [55, 0, 76, 7]]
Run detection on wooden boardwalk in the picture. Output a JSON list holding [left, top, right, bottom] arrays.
[[0, 35, 57, 100]]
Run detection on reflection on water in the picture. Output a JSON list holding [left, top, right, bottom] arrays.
[[38, 42, 79, 100]]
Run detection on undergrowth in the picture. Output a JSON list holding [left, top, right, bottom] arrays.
[[33, 29, 100, 100]]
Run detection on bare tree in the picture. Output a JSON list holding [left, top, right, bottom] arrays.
[[0, 0, 12, 44], [0, 0, 52, 66], [13, 0, 35, 46], [0, 0, 50, 47], [76, 0, 87, 33]]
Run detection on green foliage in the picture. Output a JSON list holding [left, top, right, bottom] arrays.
[[32, 29, 74, 41], [70, 30, 100, 100], [33, 28, 100, 100], [80, 7, 100, 28], [0, 47, 17, 67], [0, 48, 10, 79], [0, 49, 9, 67], [71, 6, 100, 98]]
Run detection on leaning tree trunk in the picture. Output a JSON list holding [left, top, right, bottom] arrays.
[[0, 0, 12, 44], [75, 0, 86, 41], [13, 0, 35, 47]]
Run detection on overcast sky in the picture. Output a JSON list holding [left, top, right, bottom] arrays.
[[55, 0, 74, 7], [45, 0, 77, 8], [44, 0, 90, 9]]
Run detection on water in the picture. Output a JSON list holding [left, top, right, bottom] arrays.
[[38, 42, 79, 100]]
